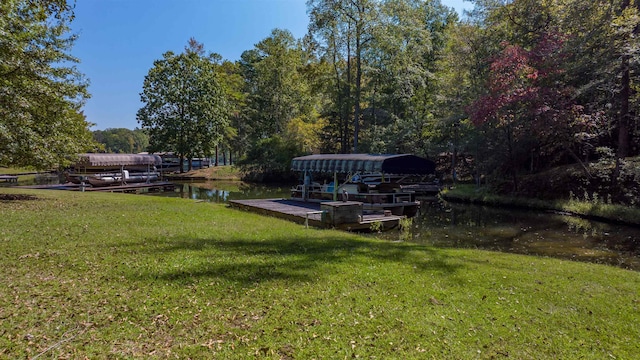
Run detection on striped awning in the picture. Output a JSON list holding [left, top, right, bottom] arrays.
[[75, 153, 162, 167], [291, 154, 436, 175]]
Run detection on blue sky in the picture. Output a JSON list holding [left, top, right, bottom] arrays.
[[70, 0, 473, 130]]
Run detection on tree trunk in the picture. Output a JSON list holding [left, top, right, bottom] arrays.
[[344, 22, 353, 154], [506, 125, 518, 192], [618, 0, 631, 159], [330, 33, 347, 153], [619, 53, 630, 159], [354, 23, 362, 153]]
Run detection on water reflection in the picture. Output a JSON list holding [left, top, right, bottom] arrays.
[[156, 181, 291, 203], [373, 201, 640, 271]]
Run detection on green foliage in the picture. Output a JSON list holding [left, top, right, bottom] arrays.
[[238, 29, 320, 177], [398, 216, 413, 241], [369, 220, 382, 233], [92, 128, 149, 153], [1, 188, 639, 358], [238, 135, 301, 181], [242, 29, 311, 138], [0, 0, 97, 169], [137, 39, 229, 170], [460, 0, 640, 192]]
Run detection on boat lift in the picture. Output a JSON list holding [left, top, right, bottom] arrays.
[[291, 153, 437, 201]]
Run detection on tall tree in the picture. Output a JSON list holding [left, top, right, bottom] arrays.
[[0, 0, 96, 169], [214, 60, 244, 164], [137, 39, 228, 172], [238, 29, 319, 176], [362, 0, 457, 156], [308, 0, 378, 153], [241, 29, 310, 139]]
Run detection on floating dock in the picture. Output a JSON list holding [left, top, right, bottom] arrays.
[[78, 181, 175, 193], [16, 181, 175, 193], [228, 198, 404, 231], [0, 175, 18, 183]]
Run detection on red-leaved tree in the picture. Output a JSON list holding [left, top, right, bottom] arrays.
[[468, 32, 598, 189]]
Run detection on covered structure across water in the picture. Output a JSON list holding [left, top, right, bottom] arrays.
[[290, 154, 436, 175], [74, 153, 162, 169], [290, 154, 437, 213]]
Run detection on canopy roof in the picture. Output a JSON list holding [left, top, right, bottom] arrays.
[[291, 154, 436, 175], [75, 153, 162, 167]]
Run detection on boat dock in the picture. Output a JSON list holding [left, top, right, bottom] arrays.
[[79, 181, 175, 193], [0, 175, 18, 183], [17, 181, 175, 193], [228, 198, 404, 231]]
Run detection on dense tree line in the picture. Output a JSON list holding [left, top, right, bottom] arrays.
[[216, 0, 637, 189], [226, 0, 639, 191], [4, 0, 638, 200], [92, 128, 149, 154]]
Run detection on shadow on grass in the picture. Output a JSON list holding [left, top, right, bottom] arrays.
[[125, 234, 463, 286]]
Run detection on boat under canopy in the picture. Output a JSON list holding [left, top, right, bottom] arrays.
[[65, 154, 163, 186], [75, 153, 162, 168], [290, 154, 436, 175], [290, 154, 436, 217]]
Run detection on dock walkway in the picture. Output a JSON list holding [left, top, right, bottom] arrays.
[[228, 198, 403, 231], [0, 175, 18, 183], [16, 181, 175, 193], [79, 181, 175, 193]]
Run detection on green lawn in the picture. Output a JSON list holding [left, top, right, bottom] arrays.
[[1, 188, 638, 358]]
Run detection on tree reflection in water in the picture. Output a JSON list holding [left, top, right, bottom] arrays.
[[375, 201, 640, 271]]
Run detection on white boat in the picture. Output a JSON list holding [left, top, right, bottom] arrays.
[[86, 170, 159, 187], [64, 153, 164, 187]]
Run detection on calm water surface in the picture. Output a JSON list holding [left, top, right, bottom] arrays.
[[382, 201, 640, 270], [147, 181, 640, 271]]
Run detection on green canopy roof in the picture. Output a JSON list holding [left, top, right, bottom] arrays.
[[291, 154, 436, 175]]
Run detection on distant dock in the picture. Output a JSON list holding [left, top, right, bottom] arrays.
[[228, 198, 404, 231], [16, 181, 175, 193], [0, 175, 18, 183]]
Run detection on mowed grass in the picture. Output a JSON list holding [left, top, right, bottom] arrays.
[[1, 189, 639, 359]]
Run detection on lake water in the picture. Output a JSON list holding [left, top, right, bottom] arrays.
[[148, 181, 640, 271]]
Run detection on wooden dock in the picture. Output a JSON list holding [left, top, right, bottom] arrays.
[[17, 181, 175, 193], [0, 175, 18, 183], [228, 198, 404, 231], [77, 181, 175, 193]]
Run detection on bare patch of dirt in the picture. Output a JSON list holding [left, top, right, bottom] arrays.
[[0, 194, 38, 201]]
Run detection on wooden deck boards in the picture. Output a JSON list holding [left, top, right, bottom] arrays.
[[16, 181, 175, 193], [80, 181, 175, 193], [0, 175, 18, 183], [228, 198, 403, 231]]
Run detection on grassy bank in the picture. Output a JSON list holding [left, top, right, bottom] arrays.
[[1, 188, 639, 358], [442, 184, 640, 227]]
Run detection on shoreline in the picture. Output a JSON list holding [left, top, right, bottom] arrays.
[[440, 184, 640, 227]]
